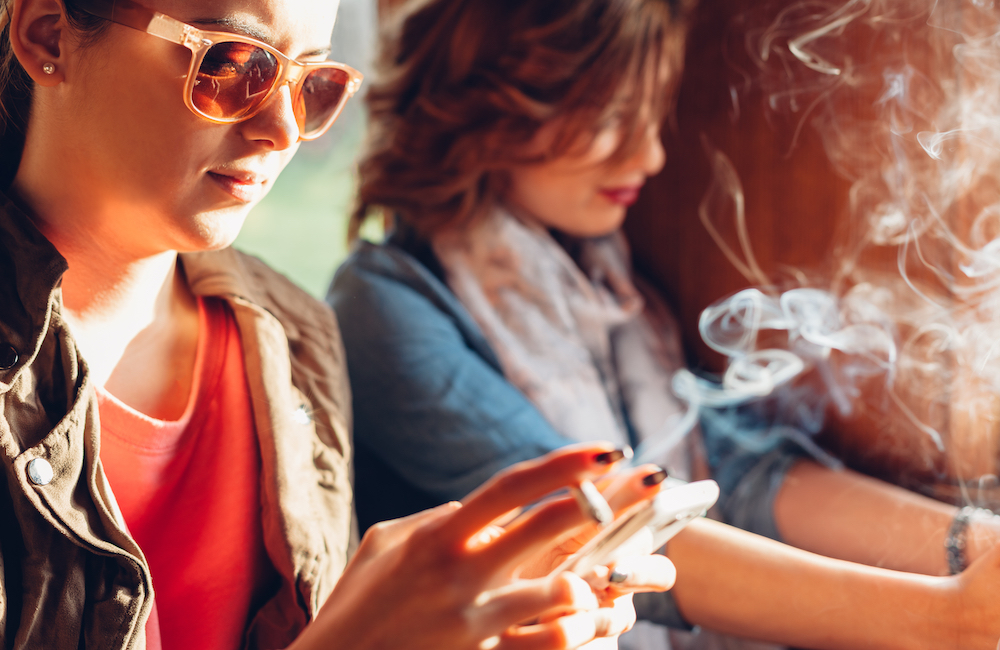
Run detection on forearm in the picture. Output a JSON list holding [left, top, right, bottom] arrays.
[[773, 460, 1000, 575], [667, 518, 954, 650]]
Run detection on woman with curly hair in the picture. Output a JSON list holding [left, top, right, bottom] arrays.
[[330, 0, 1000, 647]]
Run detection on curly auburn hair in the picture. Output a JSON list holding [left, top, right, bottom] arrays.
[[351, 0, 693, 240]]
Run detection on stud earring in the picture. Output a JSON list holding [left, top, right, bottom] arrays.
[[42, 63, 55, 75]]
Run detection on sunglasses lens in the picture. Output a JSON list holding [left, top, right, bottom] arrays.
[[193, 42, 279, 119], [300, 67, 351, 137]]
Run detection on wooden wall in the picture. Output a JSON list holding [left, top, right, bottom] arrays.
[[625, 0, 1000, 504], [624, 0, 856, 374]]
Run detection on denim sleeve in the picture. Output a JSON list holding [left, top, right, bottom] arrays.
[[700, 407, 831, 541], [329, 252, 573, 502], [329, 247, 695, 630]]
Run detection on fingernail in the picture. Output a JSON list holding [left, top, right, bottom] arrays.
[[643, 467, 668, 487], [595, 446, 633, 465]]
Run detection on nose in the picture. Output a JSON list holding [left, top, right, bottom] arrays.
[[239, 82, 301, 150], [638, 124, 666, 177]]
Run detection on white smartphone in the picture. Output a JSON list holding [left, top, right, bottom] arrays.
[[552, 479, 720, 577]]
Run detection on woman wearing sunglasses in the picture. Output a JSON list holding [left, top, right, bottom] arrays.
[[330, 0, 1000, 647], [0, 0, 677, 648]]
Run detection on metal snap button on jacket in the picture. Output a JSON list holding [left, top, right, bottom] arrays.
[[0, 344, 17, 370], [27, 458, 54, 486]]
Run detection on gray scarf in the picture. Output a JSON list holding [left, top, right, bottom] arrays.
[[433, 208, 694, 478]]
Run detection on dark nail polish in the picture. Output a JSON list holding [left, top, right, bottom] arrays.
[[595, 447, 630, 465], [643, 468, 668, 487]]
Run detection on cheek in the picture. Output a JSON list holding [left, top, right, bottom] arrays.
[[73, 46, 203, 179], [82, 32, 190, 117], [522, 174, 629, 238], [506, 168, 594, 227], [108, 120, 214, 202]]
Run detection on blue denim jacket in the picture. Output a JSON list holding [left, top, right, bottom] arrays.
[[329, 234, 807, 628]]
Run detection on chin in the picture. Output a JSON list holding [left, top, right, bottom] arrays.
[[179, 209, 251, 253], [572, 207, 628, 238]]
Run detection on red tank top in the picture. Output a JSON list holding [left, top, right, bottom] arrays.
[[99, 297, 276, 650]]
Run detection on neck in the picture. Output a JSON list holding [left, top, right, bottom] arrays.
[[30, 205, 200, 418], [59, 236, 200, 420], [63, 242, 178, 320], [11, 162, 202, 420], [58, 238, 195, 390]]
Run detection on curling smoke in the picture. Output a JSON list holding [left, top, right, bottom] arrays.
[[645, 0, 1000, 499]]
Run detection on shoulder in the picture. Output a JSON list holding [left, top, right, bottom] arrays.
[[330, 240, 453, 311], [183, 247, 340, 344], [329, 240, 507, 390], [329, 241, 481, 345], [182, 245, 353, 442], [182, 247, 350, 409]]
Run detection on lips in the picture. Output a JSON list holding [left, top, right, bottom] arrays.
[[599, 185, 643, 207], [207, 170, 268, 203]]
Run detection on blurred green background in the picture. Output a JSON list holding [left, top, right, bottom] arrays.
[[233, 132, 361, 299], [233, 0, 376, 299]]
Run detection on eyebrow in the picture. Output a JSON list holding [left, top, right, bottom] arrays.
[[192, 16, 332, 58]]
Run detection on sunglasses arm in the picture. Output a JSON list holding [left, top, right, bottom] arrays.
[[73, 0, 201, 49], [146, 14, 207, 50]]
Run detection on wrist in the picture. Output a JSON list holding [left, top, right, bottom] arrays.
[[871, 574, 954, 650], [917, 575, 963, 650], [966, 509, 1000, 566], [948, 507, 1000, 572]]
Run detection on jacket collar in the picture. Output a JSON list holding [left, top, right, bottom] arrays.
[[181, 248, 259, 303], [0, 193, 69, 386], [180, 248, 305, 344]]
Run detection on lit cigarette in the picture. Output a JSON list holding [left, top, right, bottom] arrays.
[[572, 480, 613, 527]]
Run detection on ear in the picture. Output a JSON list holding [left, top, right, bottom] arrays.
[[8, 0, 68, 86]]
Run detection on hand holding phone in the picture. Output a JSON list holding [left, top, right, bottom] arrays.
[[552, 479, 719, 578]]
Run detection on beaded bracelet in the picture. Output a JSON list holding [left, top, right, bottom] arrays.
[[945, 506, 998, 575]]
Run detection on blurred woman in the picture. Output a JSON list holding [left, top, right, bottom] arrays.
[[330, 0, 1000, 647]]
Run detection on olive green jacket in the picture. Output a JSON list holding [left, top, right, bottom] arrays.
[[0, 194, 353, 649]]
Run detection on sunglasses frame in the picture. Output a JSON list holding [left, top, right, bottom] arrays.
[[73, 0, 363, 141]]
